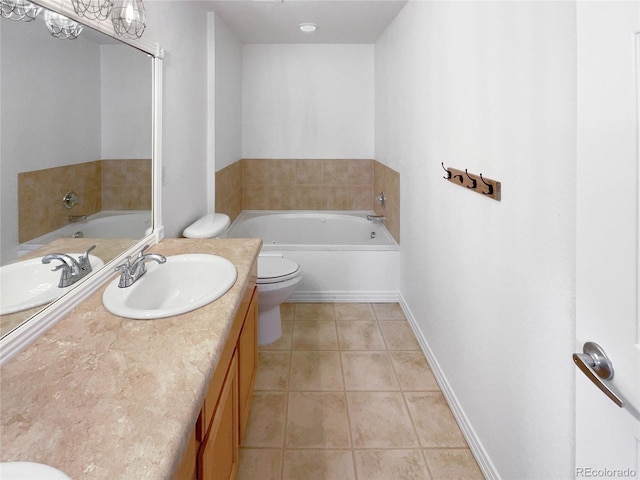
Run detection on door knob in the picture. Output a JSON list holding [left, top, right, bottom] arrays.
[[573, 342, 623, 407]]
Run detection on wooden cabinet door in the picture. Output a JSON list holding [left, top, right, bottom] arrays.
[[198, 351, 238, 480], [238, 289, 257, 438]]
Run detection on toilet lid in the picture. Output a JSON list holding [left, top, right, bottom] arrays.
[[257, 257, 300, 284]]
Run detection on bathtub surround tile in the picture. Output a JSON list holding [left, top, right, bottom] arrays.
[[289, 351, 344, 391], [348, 159, 374, 186], [404, 392, 468, 448], [341, 351, 400, 391], [423, 449, 484, 480], [292, 321, 338, 350], [336, 320, 386, 350], [321, 159, 349, 186], [282, 450, 356, 480], [269, 159, 296, 186], [243, 184, 270, 210], [295, 159, 323, 185], [353, 449, 431, 480], [255, 351, 291, 391], [379, 320, 421, 350], [294, 185, 322, 210], [390, 351, 440, 391], [260, 320, 293, 351], [348, 185, 374, 210], [270, 185, 297, 210], [242, 391, 287, 448], [237, 448, 283, 480], [321, 185, 349, 210], [237, 303, 482, 479], [285, 392, 351, 448]]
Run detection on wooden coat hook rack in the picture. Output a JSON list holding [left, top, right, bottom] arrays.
[[441, 163, 501, 201]]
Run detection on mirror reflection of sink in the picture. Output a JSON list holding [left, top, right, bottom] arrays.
[[102, 253, 237, 319], [0, 461, 71, 479], [0, 254, 104, 315]]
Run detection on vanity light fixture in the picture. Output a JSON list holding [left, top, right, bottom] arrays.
[[299, 22, 317, 33], [71, 0, 113, 21], [44, 9, 83, 39], [111, 0, 146, 39], [0, 0, 41, 21]]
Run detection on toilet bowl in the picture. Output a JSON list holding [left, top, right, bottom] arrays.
[[182, 213, 302, 345]]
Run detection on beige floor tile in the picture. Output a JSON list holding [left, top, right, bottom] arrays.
[[341, 351, 399, 391], [289, 351, 344, 391], [292, 320, 338, 350], [286, 392, 351, 448], [353, 449, 431, 480], [336, 320, 386, 350], [379, 320, 421, 350], [282, 450, 356, 480], [242, 392, 287, 448], [255, 351, 291, 391], [423, 449, 484, 480], [347, 392, 419, 448], [237, 448, 283, 480], [294, 303, 335, 321], [404, 392, 467, 448], [390, 351, 440, 391], [372, 303, 406, 320], [281, 303, 295, 321], [334, 303, 375, 321], [260, 320, 293, 351]]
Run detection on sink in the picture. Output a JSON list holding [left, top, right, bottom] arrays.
[[0, 462, 71, 479], [0, 254, 104, 315], [102, 253, 237, 319]]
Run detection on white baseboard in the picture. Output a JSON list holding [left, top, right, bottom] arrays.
[[397, 294, 500, 480], [288, 290, 400, 303]]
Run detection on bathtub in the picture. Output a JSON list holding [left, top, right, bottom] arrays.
[[224, 210, 400, 302], [17, 210, 152, 256]]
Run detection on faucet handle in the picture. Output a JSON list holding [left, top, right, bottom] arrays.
[[138, 244, 151, 258], [78, 245, 96, 269]]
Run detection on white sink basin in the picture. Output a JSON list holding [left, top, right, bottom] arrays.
[[102, 253, 237, 319], [0, 462, 71, 479], [0, 254, 104, 315]]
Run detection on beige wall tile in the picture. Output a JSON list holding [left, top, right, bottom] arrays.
[[348, 185, 373, 210], [294, 185, 322, 209], [269, 159, 296, 186], [295, 159, 322, 185], [321, 159, 349, 186], [348, 159, 374, 186], [321, 186, 349, 210]]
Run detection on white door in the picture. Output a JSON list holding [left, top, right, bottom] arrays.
[[576, 2, 640, 479]]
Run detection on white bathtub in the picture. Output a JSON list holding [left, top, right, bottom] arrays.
[[224, 210, 400, 302], [17, 210, 152, 256]]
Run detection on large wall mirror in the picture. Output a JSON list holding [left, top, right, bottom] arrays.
[[0, 0, 162, 356]]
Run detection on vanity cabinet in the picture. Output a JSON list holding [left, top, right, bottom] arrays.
[[175, 266, 258, 480]]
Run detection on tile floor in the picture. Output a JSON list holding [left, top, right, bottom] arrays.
[[237, 303, 485, 480]]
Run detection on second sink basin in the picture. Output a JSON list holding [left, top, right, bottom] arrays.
[[102, 253, 238, 319]]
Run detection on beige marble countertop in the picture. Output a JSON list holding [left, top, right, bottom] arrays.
[[0, 238, 262, 479]]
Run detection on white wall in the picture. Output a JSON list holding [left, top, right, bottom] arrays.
[[144, 1, 210, 237], [375, 2, 576, 478], [242, 44, 374, 159]]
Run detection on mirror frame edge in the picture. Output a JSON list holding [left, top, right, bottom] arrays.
[[0, 0, 164, 366]]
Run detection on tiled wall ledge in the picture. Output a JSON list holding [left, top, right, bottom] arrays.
[[216, 159, 400, 243], [18, 159, 151, 243]]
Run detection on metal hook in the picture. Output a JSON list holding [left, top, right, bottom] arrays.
[[465, 169, 477, 189], [479, 173, 493, 195], [441, 162, 452, 180]]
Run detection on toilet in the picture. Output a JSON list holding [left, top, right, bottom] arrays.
[[183, 213, 302, 345]]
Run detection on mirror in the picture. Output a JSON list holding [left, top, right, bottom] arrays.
[[0, 8, 155, 338]]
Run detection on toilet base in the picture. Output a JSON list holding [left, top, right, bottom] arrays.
[[258, 305, 283, 345]]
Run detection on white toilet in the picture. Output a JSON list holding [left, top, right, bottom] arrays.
[[183, 213, 302, 345]]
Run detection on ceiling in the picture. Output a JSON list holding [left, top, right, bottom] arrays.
[[208, 0, 408, 44]]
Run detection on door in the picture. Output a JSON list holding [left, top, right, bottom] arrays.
[[576, 2, 640, 478]]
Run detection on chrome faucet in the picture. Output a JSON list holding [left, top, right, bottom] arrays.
[[115, 245, 166, 288], [367, 214, 386, 223], [42, 245, 96, 288]]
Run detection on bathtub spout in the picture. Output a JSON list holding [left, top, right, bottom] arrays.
[[367, 214, 386, 223], [68, 215, 87, 223]]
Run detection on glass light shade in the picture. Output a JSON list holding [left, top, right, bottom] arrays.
[[111, 0, 145, 39], [44, 10, 83, 39], [71, 0, 113, 20], [0, 0, 41, 21]]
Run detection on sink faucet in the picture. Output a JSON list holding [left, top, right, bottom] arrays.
[[115, 245, 166, 288], [367, 214, 386, 223], [42, 245, 97, 288]]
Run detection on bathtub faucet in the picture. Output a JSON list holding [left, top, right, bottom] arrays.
[[68, 215, 87, 223], [367, 214, 386, 223], [42, 245, 96, 288], [115, 244, 166, 288]]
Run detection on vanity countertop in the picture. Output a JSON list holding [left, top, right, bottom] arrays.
[[0, 238, 262, 479]]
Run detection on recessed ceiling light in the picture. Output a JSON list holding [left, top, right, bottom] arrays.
[[299, 23, 317, 33]]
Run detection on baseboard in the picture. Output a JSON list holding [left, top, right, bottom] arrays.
[[398, 294, 501, 480], [289, 290, 400, 303]]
